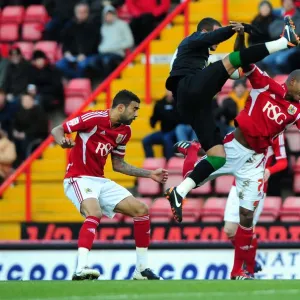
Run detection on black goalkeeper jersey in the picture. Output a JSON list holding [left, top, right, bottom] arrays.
[[166, 26, 236, 91]]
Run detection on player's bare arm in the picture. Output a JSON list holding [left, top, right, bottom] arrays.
[[51, 125, 75, 148], [233, 26, 245, 51], [111, 155, 168, 183]]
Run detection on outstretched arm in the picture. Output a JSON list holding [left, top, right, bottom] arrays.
[[111, 155, 168, 183], [234, 30, 246, 51]]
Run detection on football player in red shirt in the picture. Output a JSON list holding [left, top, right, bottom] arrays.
[[51, 90, 168, 280], [224, 133, 288, 278], [171, 64, 300, 279]]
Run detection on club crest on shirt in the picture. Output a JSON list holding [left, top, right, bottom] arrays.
[[287, 104, 297, 115], [68, 117, 79, 126], [116, 134, 125, 143]]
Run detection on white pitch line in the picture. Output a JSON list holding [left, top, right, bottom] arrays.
[[10, 289, 300, 300]]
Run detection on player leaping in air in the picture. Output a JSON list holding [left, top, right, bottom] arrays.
[[171, 64, 300, 279], [224, 133, 288, 278], [51, 90, 168, 280], [165, 16, 299, 222]]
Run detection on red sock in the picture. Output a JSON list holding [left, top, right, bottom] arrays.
[[231, 225, 253, 276], [182, 147, 200, 178], [78, 216, 100, 250], [133, 215, 150, 247], [246, 233, 258, 274]]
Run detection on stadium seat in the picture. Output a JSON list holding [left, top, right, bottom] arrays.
[[293, 174, 300, 194], [182, 198, 204, 222], [167, 157, 184, 174], [142, 158, 166, 170], [65, 79, 92, 98], [164, 174, 182, 190], [201, 197, 226, 222], [0, 23, 18, 42], [273, 74, 288, 84], [150, 197, 173, 223], [280, 197, 300, 222], [137, 177, 161, 196], [0, 43, 10, 57], [1, 6, 24, 24], [215, 175, 235, 195], [124, 197, 152, 223], [14, 42, 34, 60], [64, 96, 85, 116], [189, 181, 212, 195], [34, 41, 58, 63], [22, 22, 44, 41], [258, 196, 281, 222], [24, 5, 48, 24], [295, 157, 300, 173]]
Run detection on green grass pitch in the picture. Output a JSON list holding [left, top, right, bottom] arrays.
[[1, 280, 300, 300]]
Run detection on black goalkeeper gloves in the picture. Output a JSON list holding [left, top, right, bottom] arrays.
[[242, 23, 263, 36]]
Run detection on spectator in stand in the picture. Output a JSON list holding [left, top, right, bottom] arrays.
[[0, 54, 9, 89], [127, 0, 170, 45], [262, 0, 300, 75], [0, 129, 16, 184], [29, 50, 64, 112], [2, 47, 31, 103], [43, 0, 79, 41], [214, 80, 249, 137], [56, 2, 99, 79], [142, 91, 179, 160], [12, 93, 48, 167], [175, 124, 197, 143], [0, 89, 18, 136], [90, 5, 134, 78], [248, 1, 276, 46]]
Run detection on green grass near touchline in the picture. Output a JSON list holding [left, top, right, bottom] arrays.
[[0, 280, 300, 300]]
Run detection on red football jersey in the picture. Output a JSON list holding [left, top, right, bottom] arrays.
[[235, 65, 300, 153], [263, 133, 287, 192], [62, 109, 131, 178]]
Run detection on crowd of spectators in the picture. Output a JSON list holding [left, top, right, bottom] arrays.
[[0, 0, 171, 180]]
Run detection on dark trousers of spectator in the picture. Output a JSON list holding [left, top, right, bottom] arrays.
[[142, 130, 176, 160], [13, 137, 35, 168], [37, 94, 63, 112], [90, 53, 123, 78], [130, 13, 165, 45], [56, 56, 96, 79]]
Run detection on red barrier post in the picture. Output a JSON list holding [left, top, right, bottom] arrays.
[[145, 45, 151, 104], [25, 166, 32, 222]]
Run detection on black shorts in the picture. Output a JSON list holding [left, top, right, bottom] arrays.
[[171, 60, 229, 151]]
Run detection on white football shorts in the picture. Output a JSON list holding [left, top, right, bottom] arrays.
[[197, 132, 265, 211], [224, 185, 266, 225], [63, 176, 132, 218]]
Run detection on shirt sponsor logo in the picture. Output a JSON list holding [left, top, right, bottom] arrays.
[[263, 101, 287, 125], [287, 104, 297, 115], [95, 142, 113, 156]]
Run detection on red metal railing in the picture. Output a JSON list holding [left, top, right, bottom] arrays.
[[0, 0, 192, 221]]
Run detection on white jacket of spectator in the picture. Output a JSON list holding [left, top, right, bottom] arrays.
[[98, 6, 134, 57]]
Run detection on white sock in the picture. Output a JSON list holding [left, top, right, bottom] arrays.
[[76, 247, 89, 273], [136, 247, 148, 272], [265, 37, 288, 54], [176, 177, 196, 198]]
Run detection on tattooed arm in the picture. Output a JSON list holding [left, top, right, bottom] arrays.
[[111, 155, 168, 183]]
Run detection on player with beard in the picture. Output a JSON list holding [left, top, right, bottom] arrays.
[[52, 90, 168, 280]]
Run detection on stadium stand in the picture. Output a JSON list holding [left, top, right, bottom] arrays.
[[280, 197, 300, 222], [258, 196, 282, 222], [0, 0, 293, 239]]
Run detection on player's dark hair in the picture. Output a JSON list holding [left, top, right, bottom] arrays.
[[112, 89, 140, 108], [197, 18, 222, 32]]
